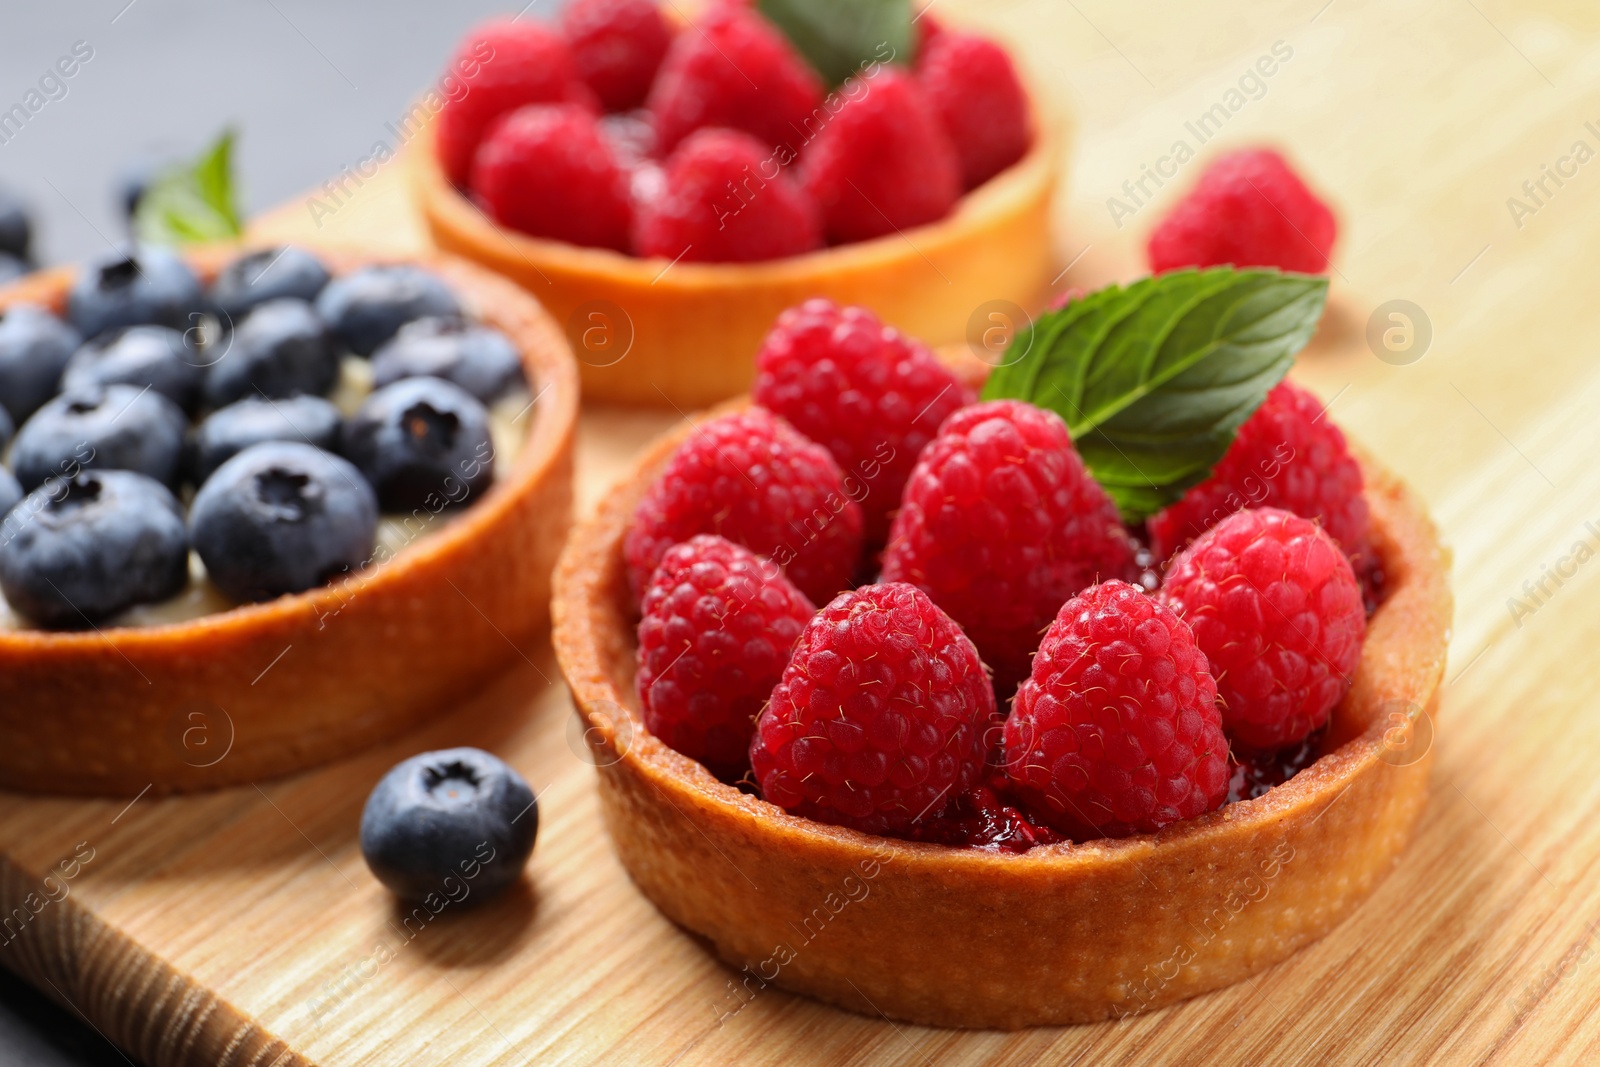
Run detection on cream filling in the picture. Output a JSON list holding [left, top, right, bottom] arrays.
[[0, 357, 531, 631]]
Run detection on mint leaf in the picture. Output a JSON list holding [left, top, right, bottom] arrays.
[[981, 267, 1329, 523], [757, 0, 912, 86], [135, 129, 243, 246]]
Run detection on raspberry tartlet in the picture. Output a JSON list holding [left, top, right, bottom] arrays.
[[412, 6, 1059, 407], [554, 281, 1451, 1027], [0, 246, 577, 795]]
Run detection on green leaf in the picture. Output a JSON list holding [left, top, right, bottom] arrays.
[[757, 0, 913, 86], [134, 129, 243, 246], [980, 267, 1329, 523]]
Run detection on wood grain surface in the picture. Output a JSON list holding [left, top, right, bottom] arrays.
[[5, 1, 1599, 1062]]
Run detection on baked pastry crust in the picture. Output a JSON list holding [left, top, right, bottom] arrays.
[[410, 99, 1063, 409], [0, 247, 578, 797], [552, 408, 1452, 1028]]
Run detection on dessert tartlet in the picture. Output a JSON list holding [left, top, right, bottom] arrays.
[[410, 3, 1061, 408], [554, 407, 1449, 1027], [0, 246, 577, 796]]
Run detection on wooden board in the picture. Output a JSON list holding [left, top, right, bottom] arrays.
[[6, 1, 1600, 1062]]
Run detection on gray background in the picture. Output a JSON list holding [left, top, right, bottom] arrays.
[[0, 1, 559, 1061]]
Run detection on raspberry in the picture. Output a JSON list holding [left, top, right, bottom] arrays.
[[560, 0, 673, 112], [801, 66, 961, 244], [1147, 148, 1338, 274], [1160, 508, 1365, 750], [752, 298, 974, 542], [917, 31, 1032, 189], [624, 408, 864, 606], [1147, 380, 1371, 571], [646, 5, 823, 157], [435, 19, 597, 188], [633, 128, 823, 262], [470, 104, 633, 251], [1003, 580, 1230, 839], [750, 582, 996, 836], [636, 535, 815, 780], [880, 399, 1135, 695]]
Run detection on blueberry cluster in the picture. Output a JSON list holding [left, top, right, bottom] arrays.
[[0, 245, 528, 628]]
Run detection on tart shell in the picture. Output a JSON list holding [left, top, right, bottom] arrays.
[[410, 98, 1063, 409], [552, 408, 1452, 1028], [0, 248, 578, 797]]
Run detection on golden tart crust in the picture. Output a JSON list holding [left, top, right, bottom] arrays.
[[552, 408, 1452, 1029], [0, 247, 578, 797], [410, 98, 1063, 409]]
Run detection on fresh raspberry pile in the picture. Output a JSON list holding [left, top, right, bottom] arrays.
[[471, 104, 633, 253], [918, 30, 1032, 189], [880, 399, 1135, 695], [633, 129, 823, 262], [646, 4, 822, 157], [1161, 508, 1365, 750], [636, 535, 814, 781], [1147, 380, 1371, 572], [752, 299, 974, 542], [560, 0, 673, 112], [1147, 148, 1338, 275], [749, 582, 996, 836], [801, 66, 961, 244], [439, 5, 1034, 256], [1003, 580, 1231, 839], [435, 20, 596, 188], [624, 408, 863, 606]]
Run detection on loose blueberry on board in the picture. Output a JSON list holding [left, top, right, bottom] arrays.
[[190, 394, 343, 484], [0, 305, 82, 424], [66, 245, 205, 340], [0, 184, 32, 261], [188, 441, 378, 603], [0, 470, 189, 627], [209, 246, 332, 321], [11, 384, 187, 490], [314, 265, 460, 357], [341, 376, 495, 511], [371, 316, 525, 403], [0, 466, 20, 519], [359, 747, 538, 904], [61, 325, 204, 412], [203, 298, 339, 407]]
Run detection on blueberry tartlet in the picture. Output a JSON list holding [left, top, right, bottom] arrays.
[[0, 245, 577, 795], [553, 286, 1451, 1027], [412, 3, 1061, 407]]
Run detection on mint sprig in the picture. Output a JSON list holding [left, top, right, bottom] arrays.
[[757, 0, 913, 86], [134, 129, 243, 246], [981, 268, 1329, 523]]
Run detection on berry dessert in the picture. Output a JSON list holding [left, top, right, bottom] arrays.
[[554, 270, 1451, 1027], [1148, 148, 1338, 275], [360, 747, 539, 904], [0, 245, 578, 795], [414, 4, 1057, 405]]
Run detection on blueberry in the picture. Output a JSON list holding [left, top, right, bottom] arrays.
[[0, 253, 27, 285], [0, 466, 19, 519], [372, 316, 525, 404], [189, 441, 377, 603], [203, 298, 338, 408], [315, 265, 460, 357], [61, 325, 203, 412], [0, 185, 32, 261], [342, 377, 495, 511], [0, 305, 81, 424], [11, 384, 187, 491], [66, 245, 204, 340], [191, 394, 343, 484], [209, 246, 332, 321], [0, 470, 188, 628], [359, 747, 537, 904]]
